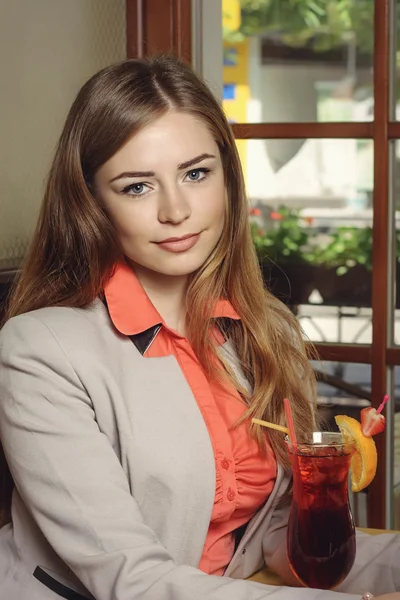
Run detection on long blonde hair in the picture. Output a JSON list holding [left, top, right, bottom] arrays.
[[2, 55, 316, 523]]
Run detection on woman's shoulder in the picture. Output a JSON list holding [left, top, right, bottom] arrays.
[[0, 299, 107, 348]]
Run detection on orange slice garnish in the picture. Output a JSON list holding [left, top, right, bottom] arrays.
[[334, 415, 378, 492]]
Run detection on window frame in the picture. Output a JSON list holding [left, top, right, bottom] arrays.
[[126, 0, 397, 529]]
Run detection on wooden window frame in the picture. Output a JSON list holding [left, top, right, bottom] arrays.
[[126, 0, 191, 62], [127, 0, 398, 529]]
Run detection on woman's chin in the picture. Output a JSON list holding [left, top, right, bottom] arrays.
[[130, 254, 208, 279]]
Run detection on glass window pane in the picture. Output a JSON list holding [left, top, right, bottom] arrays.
[[221, 0, 374, 123], [298, 306, 372, 345], [313, 360, 371, 426], [247, 138, 374, 342]]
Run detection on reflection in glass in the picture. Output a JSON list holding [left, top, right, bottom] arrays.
[[222, 0, 374, 123]]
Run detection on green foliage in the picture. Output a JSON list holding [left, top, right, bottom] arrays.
[[312, 226, 373, 274], [250, 207, 400, 275], [251, 206, 313, 265], [225, 0, 375, 55]]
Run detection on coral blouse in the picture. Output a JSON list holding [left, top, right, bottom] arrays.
[[104, 263, 277, 575]]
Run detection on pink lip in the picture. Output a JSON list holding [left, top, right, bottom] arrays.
[[155, 233, 200, 253], [158, 233, 198, 243]]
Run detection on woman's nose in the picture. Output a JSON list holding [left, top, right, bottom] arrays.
[[158, 185, 191, 224]]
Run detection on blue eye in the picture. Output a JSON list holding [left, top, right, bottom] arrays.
[[188, 170, 201, 181], [123, 183, 147, 195], [186, 167, 210, 182]]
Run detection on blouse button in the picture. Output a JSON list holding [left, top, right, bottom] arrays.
[[227, 488, 236, 501], [221, 459, 229, 470]]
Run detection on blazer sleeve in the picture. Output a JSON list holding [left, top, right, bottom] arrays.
[[0, 314, 359, 600], [261, 481, 298, 585]]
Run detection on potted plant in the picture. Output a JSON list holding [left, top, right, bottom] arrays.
[[251, 206, 317, 305], [251, 206, 400, 309], [312, 226, 373, 307]]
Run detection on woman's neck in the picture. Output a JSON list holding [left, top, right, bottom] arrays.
[[132, 262, 189, 335]]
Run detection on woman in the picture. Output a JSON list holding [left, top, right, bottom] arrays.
[[0, 55, 398, 600]]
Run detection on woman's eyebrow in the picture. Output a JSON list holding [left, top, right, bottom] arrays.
[[109, 170, 155, 183], [177, 153, 216, 170], [109, 153, 216, 184]]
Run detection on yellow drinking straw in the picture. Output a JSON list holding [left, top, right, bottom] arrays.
[[251, 418, 289, 435]]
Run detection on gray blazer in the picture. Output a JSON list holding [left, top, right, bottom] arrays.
[[0, 301, 398, 600]]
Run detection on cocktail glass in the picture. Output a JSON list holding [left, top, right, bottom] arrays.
[[285, 431, 356, 590]]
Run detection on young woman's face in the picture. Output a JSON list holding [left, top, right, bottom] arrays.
[[94, 111, 226, 279]]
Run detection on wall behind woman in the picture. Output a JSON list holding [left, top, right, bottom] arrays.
[[0, 0, 126, 271]]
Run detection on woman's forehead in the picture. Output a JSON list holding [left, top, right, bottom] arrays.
[[98, 112, 220, 177]]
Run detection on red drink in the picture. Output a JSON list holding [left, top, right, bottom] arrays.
[[286, 433, 356, 590]]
